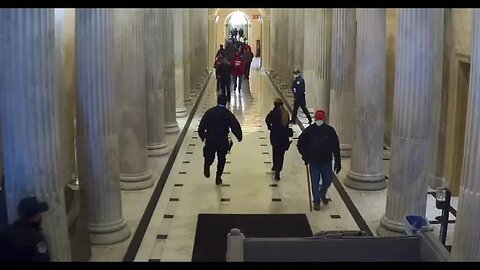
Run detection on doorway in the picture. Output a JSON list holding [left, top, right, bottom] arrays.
[[225, 11, 251, 42], [449, 60, 470, 195]]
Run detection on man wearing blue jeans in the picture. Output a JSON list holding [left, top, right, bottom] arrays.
[[297, 110, 341, 211]]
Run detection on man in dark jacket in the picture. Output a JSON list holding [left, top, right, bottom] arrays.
[[0, 196, 50, 261], [244, 44, 254, 80], [215, 44, 225, 58], [217, 58, 232, 101], [199, 95, 243, 185], [290, 69, 312, 124], [297, 110, 341, 211]]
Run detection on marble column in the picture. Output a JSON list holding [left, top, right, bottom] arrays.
[[114, 9, 153, 190], [162, 9, 180, 133], [145, 9, 169, 157], [452, 9, 480, 261], [183, 10, 192, 105], [378, 9, 443, 236], [261, 15, 270, 71], [329, 9, 356, 157], [174, 9, 187, 118], [316, 8, 332, 116], [303, 9, 321, 111], [294, 9, 304, 71], [208, 14, 217, 72], [0, 8, 71, 261], [75, 8, 131, 244], [344, 9, 386, 191], [288, 9, 295, 77]]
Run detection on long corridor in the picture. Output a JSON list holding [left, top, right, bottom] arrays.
[[130, 65, 361, 262]]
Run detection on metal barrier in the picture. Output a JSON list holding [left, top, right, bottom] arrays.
[[226, 228, 454, 262]]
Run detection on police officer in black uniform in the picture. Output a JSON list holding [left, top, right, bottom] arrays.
[[0, 196, 50, 261], [290, 69, 313, 124], [199, 95, 243, 185]]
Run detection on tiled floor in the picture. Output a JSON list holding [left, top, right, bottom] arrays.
[[91, 62, 457, 261], [133, 67, 361, 262]]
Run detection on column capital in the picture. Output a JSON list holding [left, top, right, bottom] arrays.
[[208, 15, 217, 21], [262, 15, 270, 20]]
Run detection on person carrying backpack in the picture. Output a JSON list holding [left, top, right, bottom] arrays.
[[297, 110, 341, 211]]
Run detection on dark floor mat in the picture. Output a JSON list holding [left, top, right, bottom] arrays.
[[191, 213, 313, 262]]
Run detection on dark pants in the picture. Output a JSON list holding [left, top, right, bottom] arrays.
[[232, 74, 243, 91], [220, 78, 231, 100], [216, 76, 221, 92], [309, 163, 333, 204], [291, 99, 312, 123], [245, 62, 252, 78], [203, 140, 229, 178], [272, 146, 286, 173]]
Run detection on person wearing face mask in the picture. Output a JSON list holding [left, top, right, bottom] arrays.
[[297, 110, 341, 211], [265, 98, 293, 181], [0, 196, 50, 261], [290, 69, 313, 125]]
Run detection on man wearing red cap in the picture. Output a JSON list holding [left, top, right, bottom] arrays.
[[297, 110, 341, 211]]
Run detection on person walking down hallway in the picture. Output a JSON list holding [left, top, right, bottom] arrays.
[[244, 44, 254, 80], [199, 95, 243, 185], [215, 44, 225, 58], [218, 57, 232, 101], [297, 110, 341, 211], [231, 52, 245, 91], [0, 196, 50, 261], [290, 69, 312, 124], [214, 56, 223, 92], [266, 98, 293, 181]]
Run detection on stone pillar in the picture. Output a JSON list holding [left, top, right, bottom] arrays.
[[317, 9, 332, 115], [163, 9, 180, 133], [0, 9, 71, 261], [344, 9, 387, 191], [75, 8, 131, 244], [145, 9, 169, 157], [294, 9, 304, 71], [288, 9, 295, 77], [174, 9, 187, 118], [329, 9, 356, 157], [261, 15, 271, 71], [114, 9, 153, 190], [183, 9, 192, 105], [208, 14, 217, 72], [378, 9, 443, 236], [303, 9, 321, 111], [452, 9, 480, 261]]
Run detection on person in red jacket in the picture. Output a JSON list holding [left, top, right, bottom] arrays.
[[230, 52, 245, 91]]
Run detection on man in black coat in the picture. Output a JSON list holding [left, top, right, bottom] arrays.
[[199, 95, 243, 185], [0, 196, 51, 261], [290, 69, 312, 124], [217, 58, 232, 101], [297, 110, 341, 211]]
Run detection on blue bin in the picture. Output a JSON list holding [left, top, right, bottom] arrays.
[[404, 215, 431, 235]]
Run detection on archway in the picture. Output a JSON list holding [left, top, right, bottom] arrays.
[[224, 11, 251, 43]]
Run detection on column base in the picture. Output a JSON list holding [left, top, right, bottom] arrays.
[[184, 97, 193, 105], [176, 108, 188, 118], [340, 144, 352, 158], [89, 218, 131, 245], [165, 123, 180, 134], [147, 142, 169, 156], [120, 169, 153, 190], [345, 170, 387, 190], [377, 214, 406, 236]]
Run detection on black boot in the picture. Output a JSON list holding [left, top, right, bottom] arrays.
[[274, 171, 280, 181], [204, 163, 210, 178], [215, 176, 223, 185]]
